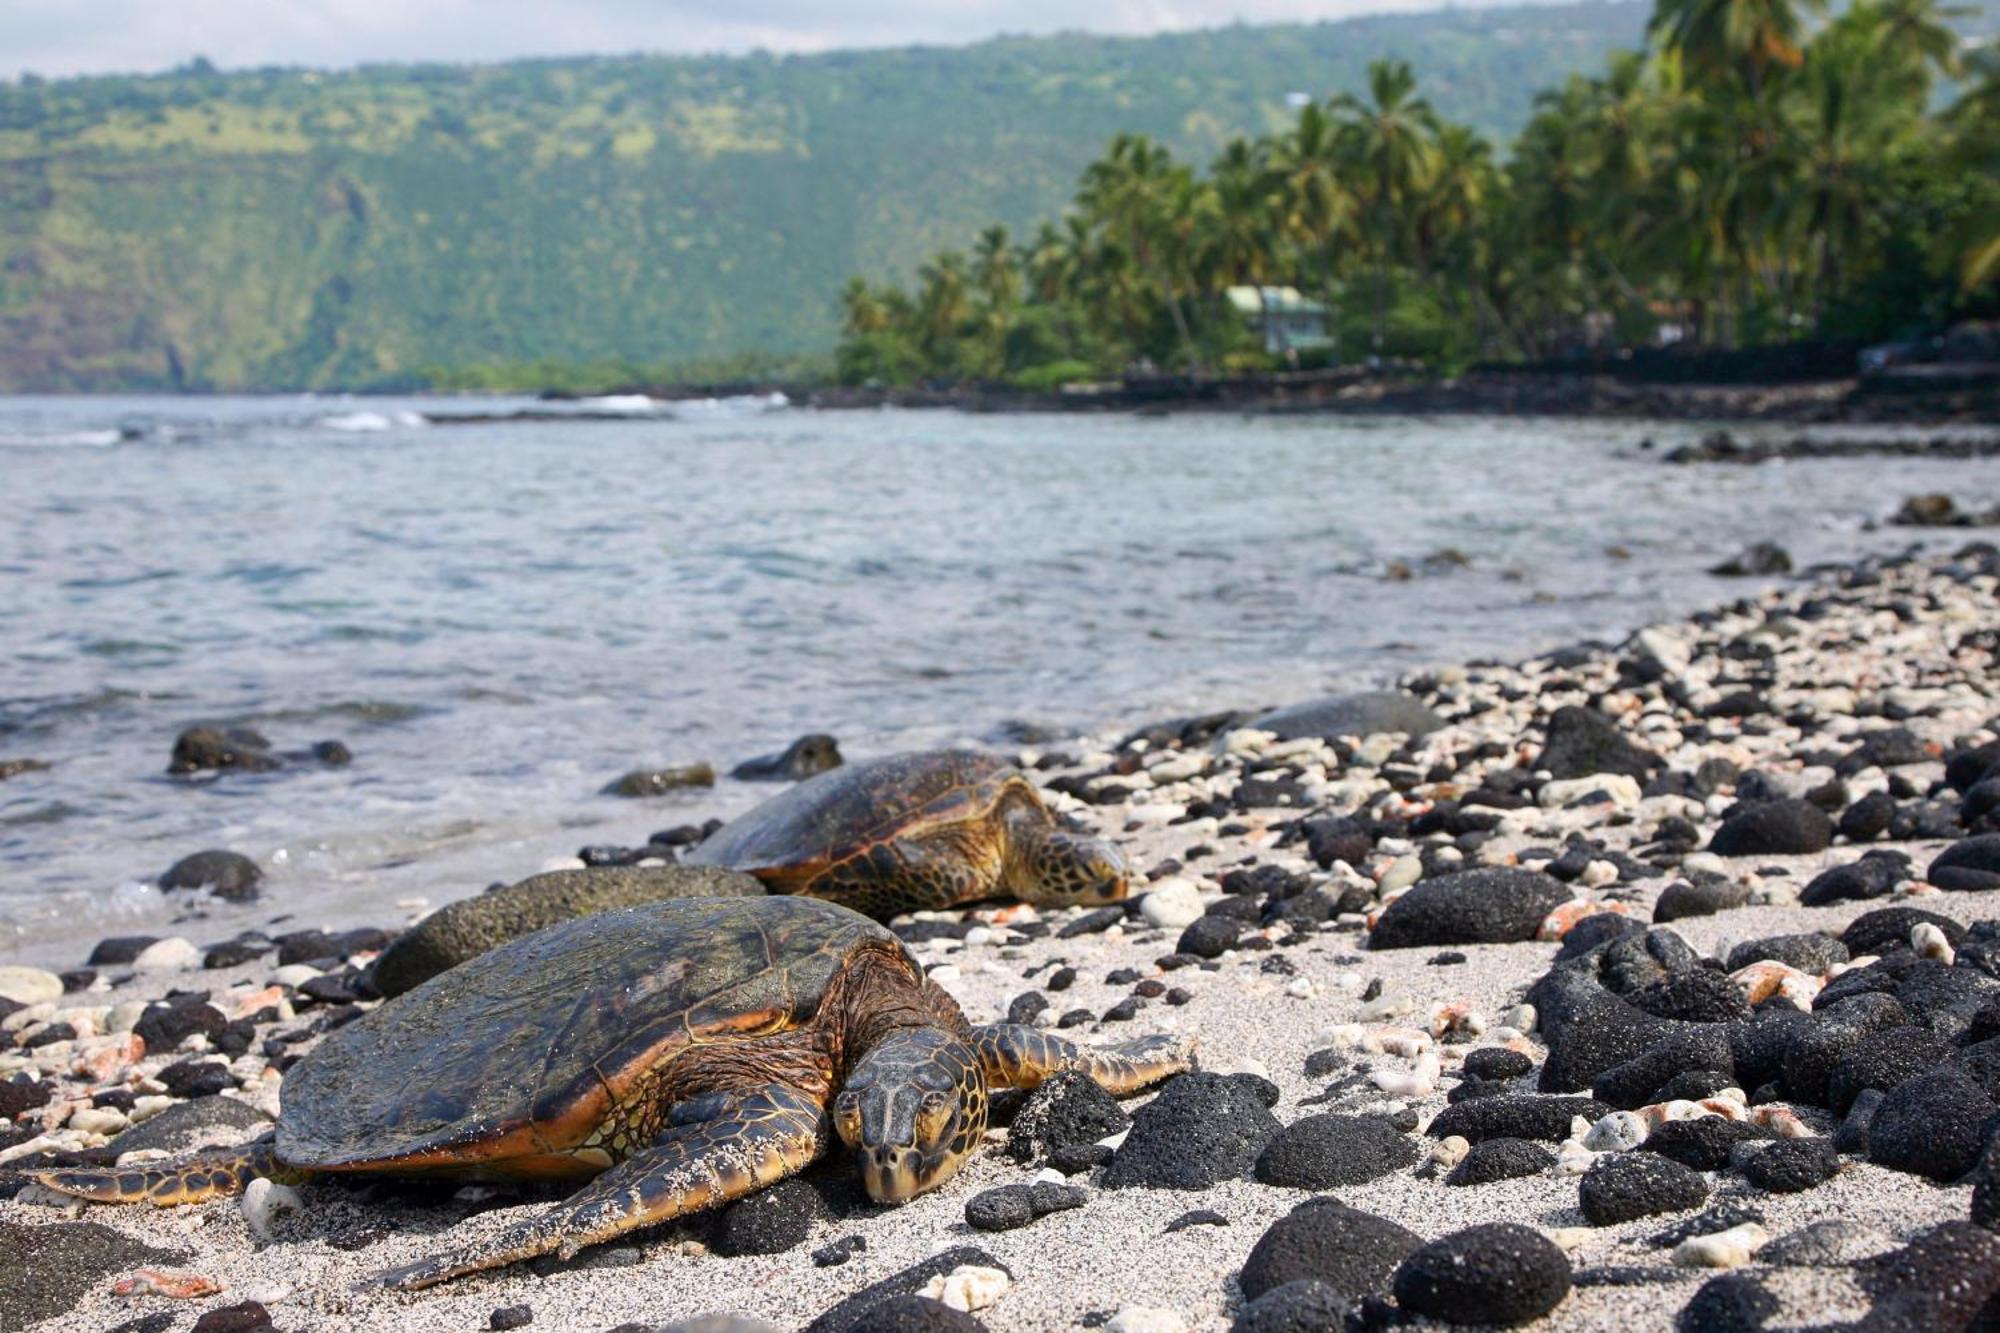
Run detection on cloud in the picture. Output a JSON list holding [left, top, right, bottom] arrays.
[[5, 0, 1486, 79]]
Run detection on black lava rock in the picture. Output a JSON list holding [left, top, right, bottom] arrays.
[[1393, 1223, 1572, 1326], [489, 1307, 534, 1331], [1237, 1198, 1423, 1302], [1164, 1209, 1230, 1233], [1867, 1067, 1996, 1181], [1555, 913, 1646, 960], [1709, 542, 1792, 576], [1849, 1222, 2000, 1330], [1726, 933, 1848, 975], [1527, 967, 1705, 1093], [1740, 1137, 1839, 1193], [1100, 1073, 1280, 1190], [828, 1296, 982, 1332], [1463, 1048, 1533, 1082], [1653, 879, 1749, 923], [1177, 916, 1244, 959], [1710, 800, 1834, 857], [1649, 1201, 1769, 1250], [813, 1236, 866, 1268], [203, 938, 270, 969], [1826, 1026, 1951, 1114], [1578, 1152, 1709, 1225], [1842, 906, 1964, 955], [1641, 1117, 1772, 1172], [0, 1076, 52, 1121], [1652, 1070, 1739, 1103], [1628, 970, 1753, 1024], [1675, 1273, 1780, 1333], [85, 936, 158, 966], [189, 1301, 273, 1333], [1836, 1089, 1884, 1156], [802, 1247, 1008, 1333], [1369, 868, 1571, 949], [1426, 1096, 1610, 1144], [158, 849, 264, 902], [1253, 1114, 1420, 1189], [168, 726, 278, 775], [1536, 706, 1660, 781], [1446, 1138, 1556, 1186], [102, 1095, 269, 1157], [1781, 992, 1910, 1106], [1801, 855, 1907, 906], [1837, 792, 1898, 843], [1228, 1280, 1353, 1333], [1932, 835, 2000, 892], [963, 1182, 1085, 1232], [132, 1000, 228, 1056], [1005, 1070, 1128, 1164], [1592, 1030, 1736, 1110]]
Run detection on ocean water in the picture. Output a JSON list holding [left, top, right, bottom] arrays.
[[2, 394, 1995, 964]]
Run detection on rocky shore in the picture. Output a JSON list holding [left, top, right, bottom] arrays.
[[5, 544, 2000, 1332]]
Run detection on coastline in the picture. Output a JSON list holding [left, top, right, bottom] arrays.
[[2, 542, 1999, 1331]]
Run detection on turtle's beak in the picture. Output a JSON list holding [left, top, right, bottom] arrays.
[[857, 1139, 972, 1204]]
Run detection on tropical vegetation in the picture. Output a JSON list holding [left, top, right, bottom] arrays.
[[836, 0, 2000, 386], [0, 3, 1656, 391]]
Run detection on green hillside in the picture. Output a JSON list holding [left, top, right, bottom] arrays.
[[0, 3, 1652, 391]]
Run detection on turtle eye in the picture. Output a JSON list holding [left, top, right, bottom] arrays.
[[916, 1090, 952, 1143], [833, 1093, 863, 1145]]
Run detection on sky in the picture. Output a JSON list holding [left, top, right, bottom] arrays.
[[6, 0, 1505, 79]]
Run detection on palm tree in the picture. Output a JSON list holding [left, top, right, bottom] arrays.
[[1870, 0, 1968, 78], [1649, 0, 1825, 87], [1943, 43, 2000, 291], [1269, 100, 1356, 344], [1415, 123, 1499, 355], [967, 225, 1021, 376], [1198, 138, 1285, 356], [1779, 6, 1930, 319], [1333, 60, 1440, 353], [837, 276, 890, 336], [913, 251, 971, 378], [1077, 133, 1204, 370]]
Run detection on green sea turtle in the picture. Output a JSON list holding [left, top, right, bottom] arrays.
[[35, 896, 1190, 1290], [685, 749, 1128, 917], [731, 733, 844, 782]]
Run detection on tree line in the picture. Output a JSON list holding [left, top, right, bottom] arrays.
[[836, 0, 1999, 387]]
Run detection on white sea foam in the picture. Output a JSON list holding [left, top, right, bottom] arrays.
[[664, 391, 789, 420], [0, 428, 122, 448], [576, 394, 663, 415], [318, 410, 426, 432]]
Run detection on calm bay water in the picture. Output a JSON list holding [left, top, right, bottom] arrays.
[[2, 394, 1994, 964]]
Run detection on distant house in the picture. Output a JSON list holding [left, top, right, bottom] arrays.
[[1225, 286, 1332, 358]]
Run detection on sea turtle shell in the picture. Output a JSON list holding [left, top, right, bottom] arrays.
[[686, 750, 1030, 893], [275, 896, 902, 1176]]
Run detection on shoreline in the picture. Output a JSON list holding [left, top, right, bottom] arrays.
[[9, 364, 1995, 428], [2, 543, 1999, 1331]]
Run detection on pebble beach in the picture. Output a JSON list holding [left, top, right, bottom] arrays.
[[6, 540, 2000, 1333]]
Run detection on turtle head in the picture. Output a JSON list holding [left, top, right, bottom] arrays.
[[834, 1027, 987, 1204], [1010, 824, 1130, 907]]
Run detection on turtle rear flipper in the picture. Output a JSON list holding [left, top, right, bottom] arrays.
[[359, 1084, 824, 1292], [973, 1025, 1195, 1095], [35, 1136, 285, 1206]]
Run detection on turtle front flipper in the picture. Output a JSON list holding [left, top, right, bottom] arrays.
[[358, 1084, 825, 1292], [972, 1025, 1195, 1095], [35, 1135, 291, 1206]]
